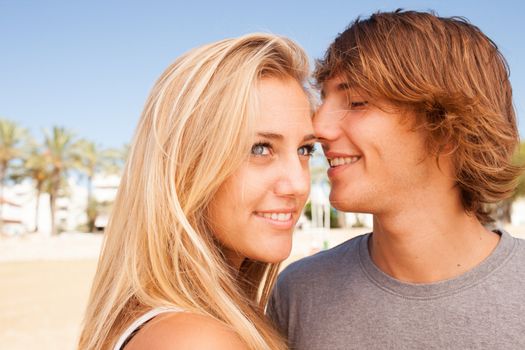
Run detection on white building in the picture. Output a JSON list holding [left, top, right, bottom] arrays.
[[309, 182, 331, 230], [344, 212, 373, 229], [92, 174, 120, 230], [0, 193, 24, 235], [511, 197, 525, 225], [0, 179, 86, 235], [0, 173, 121, 235]]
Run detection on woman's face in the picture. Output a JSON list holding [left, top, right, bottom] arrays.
[[208, 77, 314, 268]]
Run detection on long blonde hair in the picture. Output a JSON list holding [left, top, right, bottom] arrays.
[[78, 33, 309, 350]]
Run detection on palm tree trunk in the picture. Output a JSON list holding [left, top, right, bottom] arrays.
[[0, 163, 5, 234], [50, 169, 60, 235], [34, 182, 42, 232], [49, 192, 56, 235], [87, 174, 94, 232]]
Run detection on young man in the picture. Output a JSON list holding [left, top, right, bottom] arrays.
[[268, 10, 525, 349]]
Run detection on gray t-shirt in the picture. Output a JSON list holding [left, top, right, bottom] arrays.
[[268, 230, 525, 349]]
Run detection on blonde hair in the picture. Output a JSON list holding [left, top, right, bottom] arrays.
[[315, 10, 523, 223], [78, 33, 309, 350]]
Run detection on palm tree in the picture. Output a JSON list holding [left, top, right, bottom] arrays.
[[103, 143, 129, 175], [73, 139, 105, 232], [22, 141, 50, 232], [72, 140, 128, 232], [0, 119, 26, 232], [44, 127, 77, 235]]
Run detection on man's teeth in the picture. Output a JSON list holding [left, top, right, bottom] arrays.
[[256, 212, 292, 221], [329, 156, 360, 167]]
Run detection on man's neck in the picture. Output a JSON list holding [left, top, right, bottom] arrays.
[[369, 202, 500, 284]]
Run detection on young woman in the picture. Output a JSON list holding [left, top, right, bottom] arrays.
[[78, 33, 314, 350]]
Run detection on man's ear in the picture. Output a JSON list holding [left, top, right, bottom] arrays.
[[434, 143, 457, 178], [440, 142, 456, 155]]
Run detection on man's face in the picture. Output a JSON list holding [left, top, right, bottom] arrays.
[[313, 77, 449, 215]]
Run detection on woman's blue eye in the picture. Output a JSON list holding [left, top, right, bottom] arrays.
[[298, 144, 316, 157], [251, 143, 271, 156]]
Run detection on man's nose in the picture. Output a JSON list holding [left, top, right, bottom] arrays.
[[313, 103, 342, 142]]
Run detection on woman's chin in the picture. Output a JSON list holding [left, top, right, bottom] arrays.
[[253, 242, 293, 264]]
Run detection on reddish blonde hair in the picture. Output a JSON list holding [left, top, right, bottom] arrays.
[[315, 10, 523, 223]]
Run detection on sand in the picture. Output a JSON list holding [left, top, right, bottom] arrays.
[[1, 225, 523, 350], [0, 260, 97, 350]]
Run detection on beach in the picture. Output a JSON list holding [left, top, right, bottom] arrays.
[[1, 225, 524, 350]]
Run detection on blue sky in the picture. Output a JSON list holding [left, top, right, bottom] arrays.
[[2, 0, 524, 148]]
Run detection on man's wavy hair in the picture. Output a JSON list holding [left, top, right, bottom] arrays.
[[315, 9, 523, 224]]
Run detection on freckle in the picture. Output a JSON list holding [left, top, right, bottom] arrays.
[[457, 264, 461, 267]]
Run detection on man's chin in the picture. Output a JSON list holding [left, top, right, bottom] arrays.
[[330, 189, 353, 211], [329, 193, 367, 213], [329, 197, 354, 212]]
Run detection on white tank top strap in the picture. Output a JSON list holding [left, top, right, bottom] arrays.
[[113, 306, 184, 350]]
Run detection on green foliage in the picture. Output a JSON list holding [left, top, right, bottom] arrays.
[[303, 201, 341, 228], [22, 139, 50, 186], [86, 198, 99, 232], [0, 118, 129, 234], [0, 118, 27, 181], [514, 142, 525, 199], [351, 214, 366, 228], [73, 139, 99, 178], [0, 119, 28, 232], [0, 119, 26, 160], [44, 127, 78, 235], [304, 201, 312, 220], [330, 207, 340, 228]]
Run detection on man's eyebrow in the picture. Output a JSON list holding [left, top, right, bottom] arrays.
[[303, 134, 317, 142], [321, 82, 353, 97], [337, 82, 352, 91]]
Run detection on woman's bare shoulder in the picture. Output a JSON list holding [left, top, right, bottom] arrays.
[[124, 312, 248, 350]]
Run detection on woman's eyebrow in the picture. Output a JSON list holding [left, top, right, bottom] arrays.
[[257, 132, 283, 140], [256, 132, 317, 143]]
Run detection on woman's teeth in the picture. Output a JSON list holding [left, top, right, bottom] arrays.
[[255, 212, 292, 221], [329, 156, 360, 167]]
